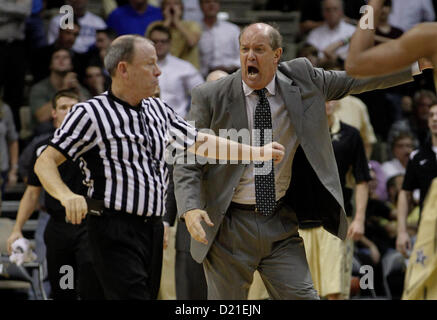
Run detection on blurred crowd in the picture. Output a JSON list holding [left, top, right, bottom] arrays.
[[0, 0, 436, 299]]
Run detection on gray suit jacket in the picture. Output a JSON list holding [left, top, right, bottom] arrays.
[[173, 57, 413, 263]]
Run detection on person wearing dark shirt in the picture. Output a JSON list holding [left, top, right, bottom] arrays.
[[397, 103, 437, 257], [6, 89, 103, 300], [297, 99, 370, 299], [31, 19, 82, 83], [375, 0, 403, 44]]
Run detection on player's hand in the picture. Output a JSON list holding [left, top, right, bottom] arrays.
[[369, 243, 381, 264], [163, 222, 169, 250], [184, 209, 214, 245], [347, 218, 365, 241], [260, 142, 285, 164], [61, 194, 88, 225], [396, 230, 412, 258], [7, 230, 23, 255]]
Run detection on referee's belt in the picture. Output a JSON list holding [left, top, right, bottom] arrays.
[[85, 198, 162, 223], [229, 197, 285, 214]]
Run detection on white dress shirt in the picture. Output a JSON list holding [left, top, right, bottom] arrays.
[[198, 20, 241, 77], [158, 54, 204, 118], [232, 76, 299, 204], [306, 19, 356, 61], [388, 0, 435, 32]]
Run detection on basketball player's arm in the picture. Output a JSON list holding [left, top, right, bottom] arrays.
[[34, 146, 88, 225], [396, 189, 412, 257], [347, 182, 368, 241], [346, 0, 437, 77], [7, 185, 42, 254]]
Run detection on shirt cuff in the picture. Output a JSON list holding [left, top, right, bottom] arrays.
[[412, 61, 421, 76]]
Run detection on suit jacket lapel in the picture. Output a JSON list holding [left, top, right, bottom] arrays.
[[276, 70, 303, 137], [226, 71, 249, 131]]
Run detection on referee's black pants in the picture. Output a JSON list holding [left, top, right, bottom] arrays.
[[87, 212, 164, 300], [44, 217, 104, 300]]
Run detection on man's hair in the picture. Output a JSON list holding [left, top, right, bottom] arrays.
[[384, 0, 392, 7], [147, 23, 172, 41], [96, 27, 118, 40], [239, 23, 283, 50], [52, 89, 79, 109], [104, 35, 148, 76], [59, 17, 80, 31], [162, 0, 184, 11]]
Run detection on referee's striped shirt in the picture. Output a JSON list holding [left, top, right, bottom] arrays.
[[49, 89, 198, 217]]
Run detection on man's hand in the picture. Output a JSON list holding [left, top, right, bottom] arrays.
[[347, 218, 365, 241], [396, 230, 412, 258], [7, 230, 23, 255], [62, 72, 80, 91], [61, 194, 88, 225], [259, 142, 285, 164], [163, 222, 169, 250], [184, 209, 214, 245]]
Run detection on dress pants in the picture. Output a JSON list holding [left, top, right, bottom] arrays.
[[44, 217, 104, 300], [203, 204, 319, 300], [87, 212, 164, 300]]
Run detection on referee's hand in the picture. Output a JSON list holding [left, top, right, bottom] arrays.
[[184, 209, 214, 245], [61, 194, 88, 225]]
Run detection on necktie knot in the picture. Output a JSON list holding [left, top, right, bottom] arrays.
[[255, 88, 267, 99]]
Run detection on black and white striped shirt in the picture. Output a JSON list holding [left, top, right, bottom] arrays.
[[49, 90, 198, 217]]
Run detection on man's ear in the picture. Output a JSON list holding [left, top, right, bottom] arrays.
[[274, 47, 283, 64], [51, 107, 57, 121], [117, 61, 129, 79]]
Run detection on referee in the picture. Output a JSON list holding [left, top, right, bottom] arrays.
[[34, 35, 284, 299]]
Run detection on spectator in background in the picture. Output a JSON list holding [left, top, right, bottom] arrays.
[[26, 0, 47, 49], [396, 104, 437, 258], [47, 0, 106, 54], [85, 28, 117, 69], [183, 0, 203, 24], [375, 0, 403, 44], [297, 44, 320, 67], [83, 65, 107, 96], [148, 24, 204, 118], [306, 0, 356, 62], [107, 0, 163, 36], [382, 131, 415, 180], [32, 19, 81, 83], [198, 0, 240, 77], [0, 0, 32, 127], [389, 90, 437, 148], [388, 0, 435, 32], [0, 100, 19, 195], [146, 0, 202, 69], [29, 48, 90, 135]]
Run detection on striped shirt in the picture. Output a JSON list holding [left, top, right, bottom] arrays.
[[49, 90, 198, 217]]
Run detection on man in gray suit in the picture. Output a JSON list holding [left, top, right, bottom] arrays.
[[173, 23, 417, 299]]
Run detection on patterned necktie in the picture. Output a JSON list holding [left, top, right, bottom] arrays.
[[254, 88, 276, 215]]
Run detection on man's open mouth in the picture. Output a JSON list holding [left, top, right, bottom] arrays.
[[248, 66, 259, 77]]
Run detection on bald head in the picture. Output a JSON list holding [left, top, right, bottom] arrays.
[[239, 23, 282, 51], [105, 35, 154, 76], [206, 70, 228, 82]]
